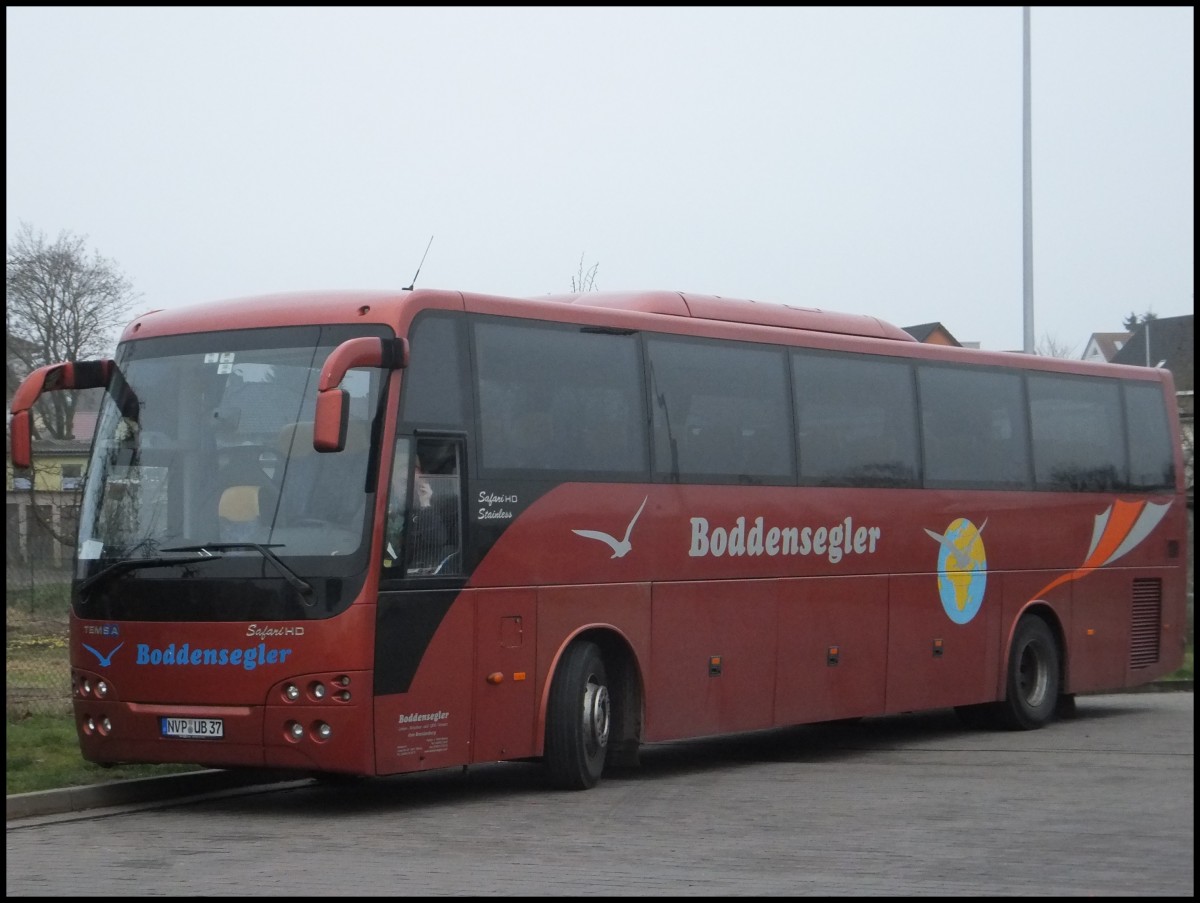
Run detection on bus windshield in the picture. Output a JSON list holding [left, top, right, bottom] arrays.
[[74, 324, 389, 620]]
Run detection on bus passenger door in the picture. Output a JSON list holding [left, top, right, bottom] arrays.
[[471, 589, 538, 763], [373, 435, 473, 776]]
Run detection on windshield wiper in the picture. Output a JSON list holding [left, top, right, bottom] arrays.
[[79, 553, 223, 597], [162, 543, 314, 600]]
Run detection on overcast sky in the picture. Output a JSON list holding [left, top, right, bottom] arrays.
[[6, 7, 1194, 353]]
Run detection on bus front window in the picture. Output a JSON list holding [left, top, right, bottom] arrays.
[[73, 324, 389, 620]]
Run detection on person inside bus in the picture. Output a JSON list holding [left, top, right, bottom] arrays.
[[216, 445, 278, 542], [385, 458, 448, 574]]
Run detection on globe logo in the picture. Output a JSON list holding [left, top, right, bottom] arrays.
[[924, 518, 987, 625]]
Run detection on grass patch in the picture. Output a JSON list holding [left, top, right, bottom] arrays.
[[6, 712, 199, 796], [6, 582, 72, 616], [6, 634, 71, 693], [1166, 645, 1193, 681]]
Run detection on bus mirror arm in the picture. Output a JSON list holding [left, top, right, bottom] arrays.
[[9, 359, 116, 469], [313, 337, 408, 453]]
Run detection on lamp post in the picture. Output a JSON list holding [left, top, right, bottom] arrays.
[[1023, 7, 1035, 354]]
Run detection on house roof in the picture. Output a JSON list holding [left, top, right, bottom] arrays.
[[1082, 332, 1131, 362], [1110, 314, 1194, 392], [902, 322, 962, 346]]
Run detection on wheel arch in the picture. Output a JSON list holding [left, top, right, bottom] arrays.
[[1004, 601, 1068, 696], [536, 625, 645, 760]]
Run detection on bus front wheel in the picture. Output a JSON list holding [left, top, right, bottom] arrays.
[[544, 640, 610, 790], [998, 615, 1060, 731]]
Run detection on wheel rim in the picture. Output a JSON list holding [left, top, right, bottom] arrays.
[[582, 676, 610, 754], [1017, 639, 1049, 708]]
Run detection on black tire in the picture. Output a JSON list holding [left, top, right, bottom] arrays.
[[997, 615, 1060, 731], [544, 640, 610, 790]]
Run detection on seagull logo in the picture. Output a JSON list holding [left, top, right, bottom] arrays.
[[82, 641, 125, 668], [572, 497, 648, 559]]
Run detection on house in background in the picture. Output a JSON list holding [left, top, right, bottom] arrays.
[[1110, 314, 1193, 379], [903, 322, 962, 346], [7, 437, 90, 491], [6, 437, 91, 566], [6, 391, 101, 569], [1081, 331, 1132, 363]]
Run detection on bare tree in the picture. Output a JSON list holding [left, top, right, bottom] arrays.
[[6, 222, 138, 439], [1035, 333, 1077, 358], [571, 253, 599, 292]]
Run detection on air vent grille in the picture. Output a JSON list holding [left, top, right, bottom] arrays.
[[1129, 578, 1162, 670]]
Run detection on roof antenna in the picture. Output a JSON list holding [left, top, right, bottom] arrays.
[[403, 235, 434, 291]]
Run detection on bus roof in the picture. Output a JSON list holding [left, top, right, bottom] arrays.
[[116, 288, 1173, 388], [123, 289, 916, 343], [557, 291, 919, 342]]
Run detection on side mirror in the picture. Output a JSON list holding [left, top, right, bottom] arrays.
[[313, 337, 408, 452], [9, 360, 115, 469]]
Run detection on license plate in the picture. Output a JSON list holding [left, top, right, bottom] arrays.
[[161, 717, 224, 739]]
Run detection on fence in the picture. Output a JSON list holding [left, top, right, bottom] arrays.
[[7, 554, 73, 717], [7, 481, 81, 716]]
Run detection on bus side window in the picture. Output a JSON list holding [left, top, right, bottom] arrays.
[[413, 441, 462, 576], [383, 436, 412, 568], [386, 438, 463, 577], [413, 469, 460, 575]]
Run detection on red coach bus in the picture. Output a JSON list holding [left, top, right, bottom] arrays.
[[9, 289, 1187, 790]]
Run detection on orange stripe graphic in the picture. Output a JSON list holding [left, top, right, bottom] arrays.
[[1081, 499, 1144, 569], [1028, 499, 1165, 603]]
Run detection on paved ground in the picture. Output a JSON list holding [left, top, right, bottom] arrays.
[[7, 680, 1191, 823], [6, 691, 1193, 896]]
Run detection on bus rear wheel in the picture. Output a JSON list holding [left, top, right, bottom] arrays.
[[544, 640, 610, 790], [997, 615, 1060, 731]]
